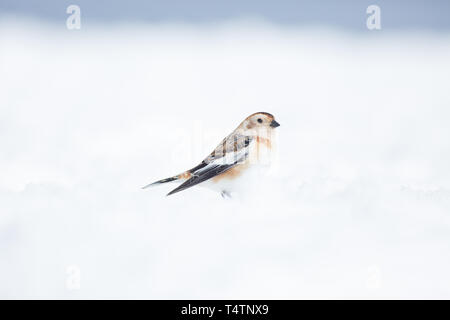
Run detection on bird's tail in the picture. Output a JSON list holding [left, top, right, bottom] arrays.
[[142, 175, 179, 189]]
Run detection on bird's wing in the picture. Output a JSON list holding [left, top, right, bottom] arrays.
[[204, 132, 252, 163], [166, 134, 252, 196]]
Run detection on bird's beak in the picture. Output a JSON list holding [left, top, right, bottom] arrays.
[[270, 120, 280, 128]]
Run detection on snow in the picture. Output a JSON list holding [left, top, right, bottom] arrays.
[[1, 18, 450, 299]]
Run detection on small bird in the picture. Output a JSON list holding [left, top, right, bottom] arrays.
[[143, 112, 280, 197]]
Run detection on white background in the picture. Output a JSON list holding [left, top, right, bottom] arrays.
[[1, 19, 450, 298]]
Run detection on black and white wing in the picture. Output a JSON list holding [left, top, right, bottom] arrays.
[[166, 134, 252, 196]]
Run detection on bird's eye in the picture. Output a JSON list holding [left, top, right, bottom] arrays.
[[257, 118, 263, 123]]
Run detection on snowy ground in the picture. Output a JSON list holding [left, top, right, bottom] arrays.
[[1, 18, 450, 299]]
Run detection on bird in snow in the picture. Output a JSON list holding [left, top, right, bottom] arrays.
[[142, 112, 280, 197]]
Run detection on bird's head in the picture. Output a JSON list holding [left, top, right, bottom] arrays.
[[240, 112, 280, 132]]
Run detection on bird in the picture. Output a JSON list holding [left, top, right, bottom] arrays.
[[142, 112, 280, 197]]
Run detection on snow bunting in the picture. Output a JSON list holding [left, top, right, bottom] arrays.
[[142, 112, 280, 197]]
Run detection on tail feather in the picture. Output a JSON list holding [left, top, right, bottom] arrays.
[[142, 176, 178, 189]]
